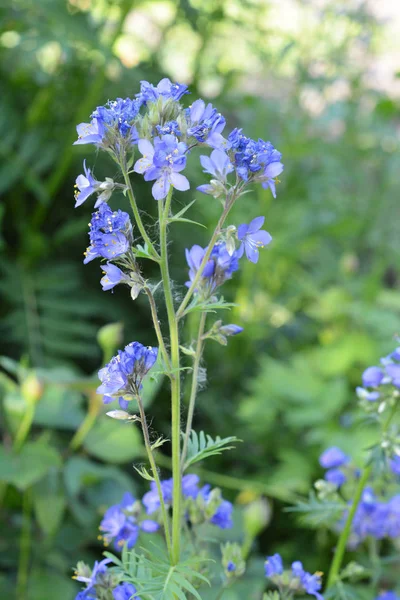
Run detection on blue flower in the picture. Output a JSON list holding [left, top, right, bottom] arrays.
[[137, 78, 189, 104], [356, 386, 380, 402], [209, 499, 233, 529], [74, 98, 141, 147], [390, 455, 400, 476], [185, 242, 240, 294], [74, 161, 97, 207], [227, 561, 236, 572], [84, 204, 132, 265], [385, 364, 400, 388], [113, 582, 140, 600], [99, 492, 158, 551], [74, 117, 105, 146], [101, 263, 129, 292], [292, 562, 324, 600], [362, 366, 384, 387], [74, 557, 112, 595], [186, 99, 226, 148], [143, 474, 200, 514], [134, 136, 189, 200], [319, 447, 349, 469], [156, 120, 181, 136], [97, 342, 158, 406], [237, 216, 272, 263], [265, 553, 283, 577], [227, 129, 283, 194], [391, 347, 400, 361], [325, 468, 347, 487], [197, 149, 233, 196], [219, 324, 243, 336], [376, 592, 400, 600], [301, 571, 324, 600]]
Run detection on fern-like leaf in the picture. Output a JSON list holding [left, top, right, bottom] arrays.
[[183, 430, 240, 471]]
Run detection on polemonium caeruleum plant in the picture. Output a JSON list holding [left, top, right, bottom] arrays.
[[71, 79, 400, 600]]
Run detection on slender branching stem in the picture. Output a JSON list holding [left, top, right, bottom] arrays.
[[181, 312, 207, 471], [136, 393, 173, 561], [144, 286, 171, 375], [176, 200, 234, 320], [326, 402, 399, 589], [69, 391, 99, 451], [14, 403, 36, 452], [158, 189, 182, 564], [120, 165, 160, 261]]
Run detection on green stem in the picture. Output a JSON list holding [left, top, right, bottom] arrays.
[[14, 403, 35, 452], [144, 286, 171, 374], [136, 393, 173, 561], [121, 167, 160, 261], [176, 201, 233, 320], [158, 189, 181, 564], [69, 392, 99, 451], [181, 312, 207, 471], [326, 464, 372, 589], [326, 402, 398, 589], [16, 489, 32, 600]]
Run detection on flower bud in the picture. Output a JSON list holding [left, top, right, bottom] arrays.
[[221, 542, 246, 579], [21, 373, 43, 405], [243, 497, 271, 539], [97, 322, 124, 354]]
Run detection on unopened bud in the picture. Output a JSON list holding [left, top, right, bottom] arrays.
[[21, 373, 43, 405], [243, 497, 271, 538], [97, 322, 123, 353]]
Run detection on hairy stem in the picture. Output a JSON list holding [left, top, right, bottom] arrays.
[[136, 393, 173, 561], [326, 403, 398, 588], [158, 189, 181, 564], [121, 166, 160, 261], [144, 286, 171, 374], [69, 391, 99, 451], [176, 201, 233, 320], [181, 312, 207, 470]]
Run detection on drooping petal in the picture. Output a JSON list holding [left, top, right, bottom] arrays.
[[244, 242, 260, 263], [169, 172, 190, 191], [190, 98, 205, 123], [207, 132, 227, 149], [264, 161, 284, 178], [152, 174, 170, 200], [197, 184, 214, 195], [210, 149, 233, 176], [200, 154, 215, 176]]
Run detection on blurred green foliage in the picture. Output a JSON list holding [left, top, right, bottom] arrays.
[[1, 0, 400, 597]]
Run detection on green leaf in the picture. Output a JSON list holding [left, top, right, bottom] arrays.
[[32, 471, 66, 536], [33, 384, 85, 430], [0, 441, 61, 490], [183, 298, 236, 317], [168, 216, 206, 228], [183, 430, 240, 471], [169, 199, 196, 219], [83, 418, 142, 463]]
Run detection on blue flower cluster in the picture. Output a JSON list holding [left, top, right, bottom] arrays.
[[356, 344, 400, 403], [345, 487, 400, 546], [185, 241, 240, 294], [376, 593, 400, 600], [319, 446, 351, 487], [74, 77, 283, 204], [265, 553, 324, 600], [84, 203, 132, 265], [227, 128, 284, 194], [74, 557, 139, 600], [143, 473, 233, 529], [97, 342, 158, 409]]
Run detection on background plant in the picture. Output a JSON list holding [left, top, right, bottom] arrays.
[[1, 1, 400, 598]]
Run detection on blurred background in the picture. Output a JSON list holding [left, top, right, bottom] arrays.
[[1, 0, 400, 598]]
